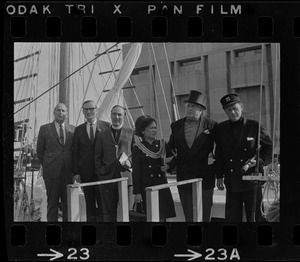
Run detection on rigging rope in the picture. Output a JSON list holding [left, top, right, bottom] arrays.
[[258, 44, 280, 219], [96, 45, 122, 105], [148, 44, 164, 138], [14, 43, 119, 116], [33, 43, 41, 142], [129, 77, 145, 115], [150, 43, 172, 124], [255, 44, 264, 175], [75, 43, 102, 126], [271, 43, 280, 171], [162, 43, 180, 120], [101, 43, 135, 128]]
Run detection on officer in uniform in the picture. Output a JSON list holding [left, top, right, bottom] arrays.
[[214, 93, 273, 222]]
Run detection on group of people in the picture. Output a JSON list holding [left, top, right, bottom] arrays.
[[36, 90, 273, 223]]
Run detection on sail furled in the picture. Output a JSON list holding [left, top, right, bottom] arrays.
[[97, 43, 143, 122]]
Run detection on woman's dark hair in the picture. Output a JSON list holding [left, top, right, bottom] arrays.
[[135, 115, 157, 137]]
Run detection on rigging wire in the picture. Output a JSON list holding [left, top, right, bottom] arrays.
[[148, 43, 164, 138], [33, 43, 42, 142], [96, 46, 122, 105], [80, 43, 102, 97], [259, 44, 280, 218], [150, 43, 172, 124], [271, 43, 280, 171], [47, 44, 51, 121], [75, 43, 102, 126], [162, 43, 180, 120], [255, 44, 264, 175], [100, 43, 135, 127], [14, 43, 119, 116], [129, 77, 145, 115], [15, 44, 32, 103]]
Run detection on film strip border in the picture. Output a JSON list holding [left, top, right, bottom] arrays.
[[8, 223, 300, 260], [4, 1, 300, 261], [4, 2, 300, 40]]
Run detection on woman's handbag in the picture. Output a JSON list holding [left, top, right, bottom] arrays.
[[129, 201, 146, 222]]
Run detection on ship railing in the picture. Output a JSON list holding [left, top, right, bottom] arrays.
[[66, 177, 129, 222], [145, 178, 203, 222]]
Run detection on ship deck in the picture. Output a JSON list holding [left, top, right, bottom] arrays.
[[17, 171, 278, 222]]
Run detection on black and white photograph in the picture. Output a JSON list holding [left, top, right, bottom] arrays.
[[13, 42, 280, 223]]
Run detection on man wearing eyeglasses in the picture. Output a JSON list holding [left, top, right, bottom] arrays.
[[72, 100, 110, 222]]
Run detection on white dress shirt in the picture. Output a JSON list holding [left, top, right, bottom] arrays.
[[54, 121, 66, 144], [86, 119, 97, 139]]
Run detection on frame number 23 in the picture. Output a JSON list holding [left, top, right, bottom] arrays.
[[67, 248, 90, 260]]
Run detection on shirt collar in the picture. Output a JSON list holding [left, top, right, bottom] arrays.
[[111, 124, 123, 130], [87, 119, 97, 125], [55, 121, 65, 128]]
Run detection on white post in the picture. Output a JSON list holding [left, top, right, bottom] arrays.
[[118, 179, 129, 222], [66, 185, 73, 222], [192, 180, 203, 222], [146, 189, 159, 222]]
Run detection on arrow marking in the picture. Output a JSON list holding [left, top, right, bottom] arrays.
[[37, 249, 63, 261], [174, 249, 202, 261]]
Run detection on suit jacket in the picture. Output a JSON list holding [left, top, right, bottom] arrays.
[[214, 118, 273, 192], [36, 121, 75, 182], [72, 120, 110, 182], [168, 117, 217, 189], [94, 126, 134, 181]]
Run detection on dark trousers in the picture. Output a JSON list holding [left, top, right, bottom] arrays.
[[178, 186, 213, 222], [98, 184, 118, 222], [225, 186, 262, 222], [82, 186, 102, 222], [44, 166, 68, 222]]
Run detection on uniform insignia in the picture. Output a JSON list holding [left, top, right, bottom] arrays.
[[247, 137, 254, 141], [203, 129, 210, 134]]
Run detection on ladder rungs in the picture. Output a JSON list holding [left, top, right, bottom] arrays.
[[99, 69, 120, 75], [127, 106, 143, 110], [14, 119, 29, 126], [14, 50, 41, 63], [14, 97, 33, 105], [14, 73, 38, 82], [95, 48, 121, 56], [103, 86, 136, 92]]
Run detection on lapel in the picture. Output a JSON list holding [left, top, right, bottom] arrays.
[[190, 117, 209, 152], [51, 121, 62, 146], [178, 118, 190, 152], [64, 123, 70, 147]]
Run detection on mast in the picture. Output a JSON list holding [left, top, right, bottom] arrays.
[[58, 43, 71, 121]]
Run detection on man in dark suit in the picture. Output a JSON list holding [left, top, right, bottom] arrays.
[[168, 90, 217, 222], [95, 105, 133, 222], [72, 100, 110, 222], [215, 93, 273, 222], [36, 103, 75, 222]]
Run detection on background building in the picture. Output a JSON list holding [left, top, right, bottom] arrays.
[[123, 43, 280, 154]]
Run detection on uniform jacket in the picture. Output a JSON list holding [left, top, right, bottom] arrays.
[[214, 118, 273, 192], [94, 126, 134, 181], [168, 117, 217, 189], [132, 139, 168, 194], [72, 120, 110, 182], [132, 139, 176, 219], [36, 121, 75, 182]]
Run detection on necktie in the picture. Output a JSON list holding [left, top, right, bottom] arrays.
[[59, 124, 64, 145], [90, 123, 94, 143]]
